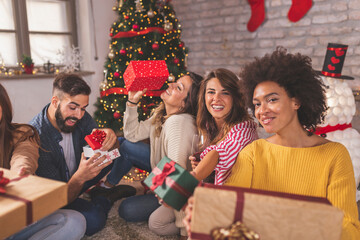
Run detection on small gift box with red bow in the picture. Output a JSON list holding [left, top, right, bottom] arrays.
[[190, 183, 344, 240], [143, 156, 199, 211], [123, 60, 169, 91], [85, 129, 106, 150], [0, 168, 67, 239]]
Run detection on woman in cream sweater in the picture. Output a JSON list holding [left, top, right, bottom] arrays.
[[100, 72, 202, 238]]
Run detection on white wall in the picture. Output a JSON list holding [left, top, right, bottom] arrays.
[[0, 0, 117, 124]]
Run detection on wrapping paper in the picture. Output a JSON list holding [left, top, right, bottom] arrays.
[[83, 146, 120, 166], [144, 156, 198, 211], [123, 60, 169, 91], [0, 168, 67, 239], [191, 183, 343, 240]]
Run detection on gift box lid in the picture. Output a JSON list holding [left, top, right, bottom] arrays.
[[123, 60, 169, 91]]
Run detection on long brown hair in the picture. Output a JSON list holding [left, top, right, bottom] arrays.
[[0, 84, 40, 169], [197, 68, 251, 146], [152, 72, 203, 137]]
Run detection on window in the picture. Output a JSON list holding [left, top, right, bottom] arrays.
[[0, 0, 77, 66]]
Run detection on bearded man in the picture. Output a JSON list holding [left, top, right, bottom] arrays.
[[30, 73, 135, 236]]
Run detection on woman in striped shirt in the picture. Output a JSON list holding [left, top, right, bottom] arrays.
[[191, 68, 258, 185]]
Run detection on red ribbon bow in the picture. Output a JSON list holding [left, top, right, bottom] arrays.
[[0, 170, 10, 193], [92, 129, 106, 145], [151, 161, 176, 191]]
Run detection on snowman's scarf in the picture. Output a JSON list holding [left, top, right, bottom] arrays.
[[315, 123, 352, 136]]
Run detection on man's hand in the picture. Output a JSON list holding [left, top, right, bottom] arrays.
[[94, 128, 117, 151], [67, 152, 112, 202]]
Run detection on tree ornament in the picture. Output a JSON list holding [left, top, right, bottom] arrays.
[[124, 15, 129, 20], [173, 58, 179, 64], [112, 6, 117, 11], [139, 50, 144, 55], [109, 32, 113, 37], [108, 51, 115, 59], [113, 112, 121, 119], [147, 10, 155, 18], [164, 21, 173, 31], [114, 72, 120, 78], [288, 0, 313, 22], [119, 49, 127, 55], [168, 73, 175, 82], [99, 81, 107, 89], [118, 0, 123, 8], [179, 42, 184, 48], [152, 42, 159, 50], [247, 0, 265, 32], [133, 24, 140, 31]]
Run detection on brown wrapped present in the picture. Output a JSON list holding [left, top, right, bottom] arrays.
[[191, 183, 343, 240], [0, 168, 67, 239]]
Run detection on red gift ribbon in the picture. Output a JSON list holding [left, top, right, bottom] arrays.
[[91, 129, 106, 145], [150, 161, 176, 191], [0, 170, 33, 225]]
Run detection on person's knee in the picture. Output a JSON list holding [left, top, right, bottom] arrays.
[[61, 209, 86, 239], [118, 199, 135, 221], [148, 213, 164, 235]]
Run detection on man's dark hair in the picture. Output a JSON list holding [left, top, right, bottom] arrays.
[[53, 73, 91, 98]]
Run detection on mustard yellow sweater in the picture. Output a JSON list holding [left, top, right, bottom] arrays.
[[226, 139, 360, 240]]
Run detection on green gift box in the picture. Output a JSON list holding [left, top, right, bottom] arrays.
[[144, 156, 199, 211]]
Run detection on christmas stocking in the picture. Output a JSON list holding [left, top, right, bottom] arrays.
[[288, 0, 312, 22], [247, 0, 265, 32]]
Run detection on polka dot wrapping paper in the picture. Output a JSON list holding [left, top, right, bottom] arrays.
[[123, 60, 169, 91]]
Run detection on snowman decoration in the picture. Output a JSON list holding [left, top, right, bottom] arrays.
[[316, 43, 360, 200]]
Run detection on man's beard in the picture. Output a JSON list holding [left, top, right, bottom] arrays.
[[55, 105, 79, 133]]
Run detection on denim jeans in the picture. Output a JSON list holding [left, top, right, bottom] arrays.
[[7, 209, 86, 240], [106, 140, 151, 186], [118, 193, 160, 222], [64, 162, 113, 236]]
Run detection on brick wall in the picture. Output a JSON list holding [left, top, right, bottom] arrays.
[[172, 0, 360, 131]]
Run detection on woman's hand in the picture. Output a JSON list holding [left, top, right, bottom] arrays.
[[183, 196, 194, 237], [189, 155, 200, 170], [128, 89, 147, 105]]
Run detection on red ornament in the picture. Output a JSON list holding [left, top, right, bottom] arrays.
[[133, 24, 140, 31], [152, 43, 159, 50], [113, 112, 121, 119], [124, 15, 129, 20], [173, 58, 179, 64], [179, 42, 184, 48], [139, 50, 144, 55], [110, 32, 113, 37], [114, 72, 120, 78], [119, 49, 127, 55]]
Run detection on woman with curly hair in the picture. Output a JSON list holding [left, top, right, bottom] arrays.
[[226, 47, 360, 239], [184, 47, 360, 239], [190, 68, 258, 185]]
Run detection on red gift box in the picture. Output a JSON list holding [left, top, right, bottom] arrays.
[[85, 129, 106, 150], [123, 60, 169, 91]]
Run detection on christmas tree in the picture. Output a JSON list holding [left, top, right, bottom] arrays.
[[94, 0, 188, 133]]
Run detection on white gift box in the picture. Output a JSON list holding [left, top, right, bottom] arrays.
[[83, 145, 121, 166]]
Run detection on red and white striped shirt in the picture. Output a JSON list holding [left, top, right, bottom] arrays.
[[200, 120, 258, 185]]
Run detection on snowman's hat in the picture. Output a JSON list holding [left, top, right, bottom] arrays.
[[317, 43, 354, 80]]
